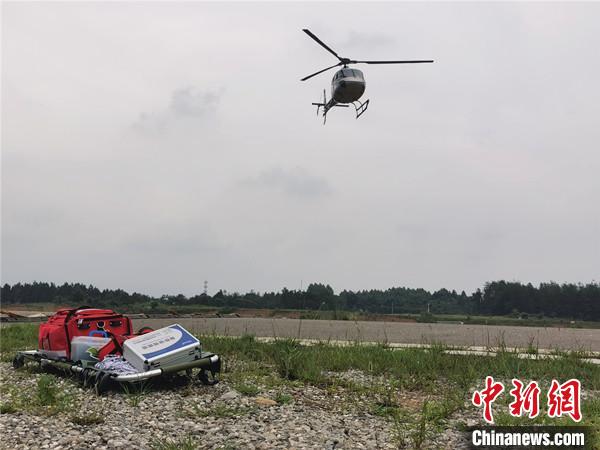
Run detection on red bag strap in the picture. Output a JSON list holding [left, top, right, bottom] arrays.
[[63, 306, 93, 358], [97, 327, 154, 361], [137, 327, 154, 334], [97, 333, 125, 360]]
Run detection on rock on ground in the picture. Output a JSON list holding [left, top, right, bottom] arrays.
[[0, 362, 473, 449]]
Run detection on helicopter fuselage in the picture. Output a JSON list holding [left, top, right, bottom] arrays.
[[331, 68, 365, 103], [311, 67, 369, 123], [301, 27, 433, 123]]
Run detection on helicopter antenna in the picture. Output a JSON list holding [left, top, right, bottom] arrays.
[[301, 28, 433, 81]]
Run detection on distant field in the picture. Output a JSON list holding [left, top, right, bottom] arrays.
[[3, 303, 600, 329], [4, 315, 598, 351], [134, 317, 600, 352]]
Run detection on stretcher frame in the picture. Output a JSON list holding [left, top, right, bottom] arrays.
[[12, 349, 221, 395]]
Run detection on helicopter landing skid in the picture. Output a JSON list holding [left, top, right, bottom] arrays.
[[352, 99, 370, 119], [312, 90, 367, 124]]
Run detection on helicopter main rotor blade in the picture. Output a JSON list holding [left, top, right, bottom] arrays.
[[300, 63, 342, 81], [355, 60, 434, 64], [303, 29, 342, 61]]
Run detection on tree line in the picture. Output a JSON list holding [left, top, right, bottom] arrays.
[[1, 280, 599, 320]]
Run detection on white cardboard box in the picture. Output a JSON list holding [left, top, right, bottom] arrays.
[[122, 324, 200, 372]]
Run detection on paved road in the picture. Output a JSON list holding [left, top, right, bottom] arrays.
[[133, 318, 600, 352]]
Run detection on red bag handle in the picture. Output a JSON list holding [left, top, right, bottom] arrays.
[[63, 306, 93, 358]]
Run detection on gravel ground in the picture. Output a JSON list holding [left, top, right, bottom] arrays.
[[134, 318, 600, 352], [0, 362, 475, 450]]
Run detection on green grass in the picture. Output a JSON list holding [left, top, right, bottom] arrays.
[[402, 401, 431, 449], [3, 323, 599, 447], [200, 334, 600, 392], [4, 324, 598, 391], [271, 339, 323, 383], [372, 387, 466, 449], [150, 436, 198, 450], [122, 382, 149, 407], [71, 413, 105, 425], [425, 313, 600, 329], [0, 403, 17, 414], [198, 332, 600, 447], [299, 310, 359, 321], [36, 374, 59, 406], [275, 392, 293, 405], [0, 371, 76, 416], [0, 324, 38, 361], [233, 383, 259, 396]]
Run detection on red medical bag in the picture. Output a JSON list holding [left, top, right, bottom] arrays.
[[38, 307, 132, 360]]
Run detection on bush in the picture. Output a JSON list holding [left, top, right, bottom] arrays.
[[416, 312, 436, 323], [234, 383, 259, 396], [37, 375, 58, 406], [218, 306, 237, 315], [275, 392, 293, 405], [272, 339, 322, 383], [151, 436, 198, 450], [0, 403, 17, 414]]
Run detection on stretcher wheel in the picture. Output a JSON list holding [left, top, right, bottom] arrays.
[[80, 368, 92, 387], [198, 369, 218, 386], [94, 372, 111, 396], [12, 354, 25, 369]]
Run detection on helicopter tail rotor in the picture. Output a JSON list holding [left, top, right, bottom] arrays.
[[311, 89, 328, 123], [311, 90, 353, 124]]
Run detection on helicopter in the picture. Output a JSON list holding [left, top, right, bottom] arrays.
[[301, 29, 433, 123]]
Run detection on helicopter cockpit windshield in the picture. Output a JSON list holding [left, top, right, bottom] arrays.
[[333, 68, 364, 82]]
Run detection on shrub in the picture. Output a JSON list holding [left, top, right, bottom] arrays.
[[272, 339, 322, 383], [36, 375, 58, 406], [416, 312, 436, 323], [234, 383, 259, 396]]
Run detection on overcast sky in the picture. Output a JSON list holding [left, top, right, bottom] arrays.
[[2, 2, 599, 297]]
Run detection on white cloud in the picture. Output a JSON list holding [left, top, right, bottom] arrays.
[[241, 167, 333, 198], [2, 2, 599, 295], [133, 86, 223, 133]]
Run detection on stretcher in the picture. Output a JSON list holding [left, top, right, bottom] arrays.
[[12, 349, 221, 395]]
